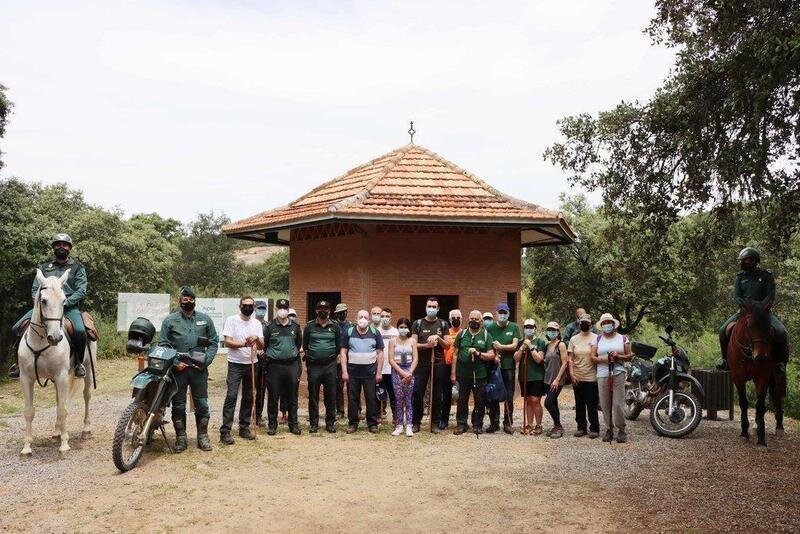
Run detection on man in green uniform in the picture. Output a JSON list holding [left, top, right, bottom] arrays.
[[303, 300, 342, 433], [9, 233, 88, 378], [264, 299, 303, 435], [450, 310, 496, 435], [718, 247, 788, 374], [159, 286, 219, 452], [333, 303, 351, 419], [486, 302, 521, 434]]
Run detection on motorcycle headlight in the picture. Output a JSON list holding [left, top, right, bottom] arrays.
[[148, 357, 165, 371]]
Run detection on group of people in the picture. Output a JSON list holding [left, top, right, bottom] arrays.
[[6, 235, 789, 452], [158, 289, 640, 450]]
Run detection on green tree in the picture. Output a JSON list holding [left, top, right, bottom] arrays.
[[0, 83, 12, 171], [544, 0, 800, 250], [172, 212, 236, 293]]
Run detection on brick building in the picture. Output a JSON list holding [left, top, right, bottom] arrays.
[[223, 144, 575, 323]]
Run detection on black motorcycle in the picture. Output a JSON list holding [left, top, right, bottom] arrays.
[[624, 325, 704, 438], [112, 317, 209, 472]]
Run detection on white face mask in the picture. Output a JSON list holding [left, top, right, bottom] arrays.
[[357, 318, 369, 329], [371, 314, 381, 324], [277, 309, 289, 319]]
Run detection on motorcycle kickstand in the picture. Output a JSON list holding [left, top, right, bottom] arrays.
[[159, 422, 175, 453]]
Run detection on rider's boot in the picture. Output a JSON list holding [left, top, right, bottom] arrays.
[[173, 417, 188, 453], [774, 340, 787, 376], [7, 339, 21, 378], [73, 352, 86, 378], [716, 336, 729, 371], [197, 417, 213, 451]]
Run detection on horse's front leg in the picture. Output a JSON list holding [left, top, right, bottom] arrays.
[[54, 372, 70, 453], [20, 373, 35, 456], [755, 391, 767, 447], [82, 355, 93, 438], [771, 374, 785, 437], [736, 383, 749, 440]]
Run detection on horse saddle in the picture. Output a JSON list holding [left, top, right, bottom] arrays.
[[17, 311, 99, 342]]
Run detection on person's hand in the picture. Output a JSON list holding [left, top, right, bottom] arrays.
[[524, 339, 533, 349], [245, 335, 258, 345], [494, 354, 501, 364], [451, 374, 457, 385], [403, 375, 412, 385], [469, 347, 478, 356], [175, 362, 188, 372], [571, 374, 579, 386], [428, 335, 438, 347], [375, 373, 382, 383], [342, 371, 349, 384], [492, 340, 501, 350]]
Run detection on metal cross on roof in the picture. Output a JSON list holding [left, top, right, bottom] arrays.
[[408, 121, 416, 144]]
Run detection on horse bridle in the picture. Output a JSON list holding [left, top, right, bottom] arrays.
[[24, 287, 65, 387], [735, 313, 768, 360]]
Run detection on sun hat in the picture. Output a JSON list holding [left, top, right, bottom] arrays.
[[596, 312, 620, 330]]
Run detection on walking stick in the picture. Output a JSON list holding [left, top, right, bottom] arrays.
[[607, 355, 614, 439], [250, 342, 258, 437], [472, 349, 479, 439], [522, 345, 528, 433], [429, 337, 436, 433]]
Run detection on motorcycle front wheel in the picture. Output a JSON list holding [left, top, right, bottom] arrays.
[[112, 400, 148, 472], [649, 390, 701, 438]]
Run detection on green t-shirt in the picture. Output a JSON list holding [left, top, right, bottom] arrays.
[[486, 321, 521, 370], [454, 328, 495, 379], [516, 337, 547, 382]]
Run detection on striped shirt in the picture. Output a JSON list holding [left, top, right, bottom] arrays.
[[343, 325, 385, 366]]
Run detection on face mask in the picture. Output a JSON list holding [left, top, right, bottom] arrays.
[[255, 309, 267, 319], [451, 318, 461, 328], [240, 305, 254, 317], [317, 310, 329, 320], [469, 320, 480, 330], [357, 318, 369, 329], [398, 327, 410, 337], [380, 317, 391, 327], [524, 328, 535, 337], [335, 312, 347, 322], [602, 324, 615, 334], [372, 314, 381, 324], [54, 247, 69, 260], [483, 319, 493, 329], [426, 307, 438, 318], [579, 323, 591, 332], [546, 330, 558, 340], [180, 301, 195, 312], [497, 313, 509, 323], [277, 309, 289, 319]]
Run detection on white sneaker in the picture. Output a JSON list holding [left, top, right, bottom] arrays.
[[405, 425, 413, 437], [391, 425, 403, 436]]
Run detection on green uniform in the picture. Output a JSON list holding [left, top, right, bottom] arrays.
[[12, 257, 89, 359], [264, 318, 303, 428], [719, 268, 787, 344], [454, 328, 495, 379], [517, 337, 547, 382], [159, 310, 219, 423], [486, 321, 521, 370]]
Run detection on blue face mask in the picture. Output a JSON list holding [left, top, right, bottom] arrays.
[[602, 324, 615, 334], [546, 330, 558, 340], [255, 309, 267, 319], [426, 307, 438, 318], [398, 327, 410, 337], [497, 313, 509, 323], [483, 319, 493, 329], [524, 328, 535, 337]]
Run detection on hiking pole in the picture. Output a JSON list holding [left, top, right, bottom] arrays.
[[472, 348, 479, 439], [429, 336, 436, 433], [250, 341, 258, 437], [522, 345, 528, 434], [607, 353, 614, 442]]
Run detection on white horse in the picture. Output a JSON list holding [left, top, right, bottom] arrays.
[[18, 268, 96, 455]]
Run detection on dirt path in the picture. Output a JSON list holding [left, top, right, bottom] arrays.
[[0, 360, 798, 533]]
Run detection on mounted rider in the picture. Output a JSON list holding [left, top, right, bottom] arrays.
[[718, 247, 788, 375], [9, 233, 88, 379]]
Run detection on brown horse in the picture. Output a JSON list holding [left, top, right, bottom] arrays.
[[726, 302, 785, 447]]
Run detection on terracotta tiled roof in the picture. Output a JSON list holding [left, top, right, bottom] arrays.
[[223, 144, 575, 243]]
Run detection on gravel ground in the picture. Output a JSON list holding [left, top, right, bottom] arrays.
[[0, 361, 798, 533]]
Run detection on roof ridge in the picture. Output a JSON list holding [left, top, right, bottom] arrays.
[[328, 145, 413, 213], [407, 145, 557, 216]]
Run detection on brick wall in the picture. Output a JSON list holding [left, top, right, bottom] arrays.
[[289, 223, 521, 323]]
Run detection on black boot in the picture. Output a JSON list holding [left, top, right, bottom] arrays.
[[8, 363, 20, 379], [74, 352, 86, 377], [173, 418, 188, 453], [197, 418, 212, 451], [716, 337, 729, 371]]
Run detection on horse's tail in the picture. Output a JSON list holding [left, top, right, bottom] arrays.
[[768, 368, 787, 400], [69, 340, 97, 397]]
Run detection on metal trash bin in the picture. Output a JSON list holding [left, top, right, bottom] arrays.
[[691, 369, 734, 420]]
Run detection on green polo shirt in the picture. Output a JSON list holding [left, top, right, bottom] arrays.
[[303, 319, 341, 362], [158, 310, 219, 365], [264, 319, 302, 361], [486, 321, 521, 370], [454, 328, 494, 379], [517, 337, 547, 382]]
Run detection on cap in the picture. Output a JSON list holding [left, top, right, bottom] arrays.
[[51, 233, 73, 246], [254, 300, 267, 309], [334, 303, 348, 313], [275, 299, 290, 309], [482, 312, 493, 320], [179, 286, 196, 299], [496, 303, 510, 313], [288, 308, 297, 317], [578, 313, 592, 323], [449, 309, 462, 318], [316, 300, 331, 309], [523, 318, 536, 327], [546, 321, 560, 330]]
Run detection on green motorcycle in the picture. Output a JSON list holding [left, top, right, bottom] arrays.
[[112, 317, 209, 472]]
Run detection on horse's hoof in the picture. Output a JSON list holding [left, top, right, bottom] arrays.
[[757, 442, 767, 449], [776, 428, 785, 437], [20, 448, 32, 457], [740, 435, 749, 442], [81, 431, 92, 440], [58, 444, 71, 453]]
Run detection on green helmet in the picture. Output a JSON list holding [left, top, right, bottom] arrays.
[[737, 247, 761, 262], [51, 233, 74, 246]]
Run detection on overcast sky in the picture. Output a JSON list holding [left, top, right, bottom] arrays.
[[0, 1, 674, 224]]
